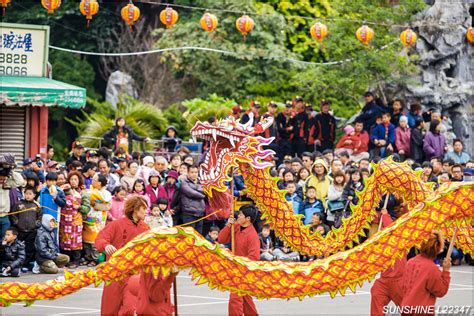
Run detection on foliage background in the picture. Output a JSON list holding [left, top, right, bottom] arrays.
[[4, 0, 426, 160]]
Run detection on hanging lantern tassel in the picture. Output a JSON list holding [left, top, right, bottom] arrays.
[[200, 12, 218, 33], [236, 15, 255, 41], [356, 25, 375, 45], [400, 28, 417, 48], [1, 0, 11, 17], [80, 0, 99, 28], [121, 2, 141, 32], [467, 27, 474, 44], [41, 0, 62, 14], [160, 7, 179, 29], [310, 22, 328, 42]]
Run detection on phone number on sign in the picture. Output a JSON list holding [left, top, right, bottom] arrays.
[[0, 53, 28, 76]]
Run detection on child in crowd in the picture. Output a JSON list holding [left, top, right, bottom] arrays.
[[59, 184, 83, 269], [371, 112, 395, 158], [285, 181, 302, 216], [273, 239, 299, 262], [10, 186, 42, 271], [35, 214, 70, 274], [309, 213, 329, 236], [39, 172, 67, 245], [132, 179, 151, 208], [138, 156, 155, 186], [205, 225, 220, 244], [145, 199, 173, 229], [158, 170, 181, 225], [327, 170, 346, 227], [1, 227, 25, 277], [300, 186, 324, 225], [108, 186, 127, 222], [259, 224, 274, 261], [146, 170, 161, 206]]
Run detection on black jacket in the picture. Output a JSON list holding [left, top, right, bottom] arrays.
[[292, 110, 309, 141], [342, 181, 365, 207], [313, 112, 336, 143], [356, 101, 384, 132], [410, 127, 424, 163], [276, 112, 294, 140], [0, 239, 25, 269], [35, 225, 58, 264], [103, 125, 146, 154], [10, 200, 42, 233]]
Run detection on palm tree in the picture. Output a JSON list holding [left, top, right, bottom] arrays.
[[67, 96, 168, 152]]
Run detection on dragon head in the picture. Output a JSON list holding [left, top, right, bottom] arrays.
[[190, 116, 275, 212]]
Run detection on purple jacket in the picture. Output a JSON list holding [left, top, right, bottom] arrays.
[[423, 132, 445, 159]]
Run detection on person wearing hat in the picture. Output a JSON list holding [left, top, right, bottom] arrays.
[[22, 157, 45, 184], [240, 101, 261, 127], [275, 101, 295, 162], [305, 158, 331, 207], [261, 101, 279, 152], [103, 117, 150, 155], [65, 141, 87, 169], [310, 100, 336, 152], [230, 104, 244, 120], [46, 160, 59, 174], [355, 91, 385, 132], [218, 205, 260, 315], [291, 96, 309, 158]]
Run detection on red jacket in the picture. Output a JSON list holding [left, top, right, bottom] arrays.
[[218, 224, 260, 260], [395, 126, 411, 156], [95, 217, 149, 315], [401, 255, 450, 314], [136, 272, 177, 315], [146, 185, 160, 207], [380, 214, 406, 278]]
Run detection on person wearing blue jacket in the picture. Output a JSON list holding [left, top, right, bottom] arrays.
[[285, 182, 302, 216], [300, 186, 325, 225], [39, 172, 66, 248], [370, 112, 396, 158], [356, 92, 385, 132]]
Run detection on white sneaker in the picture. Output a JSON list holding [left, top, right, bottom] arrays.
[[32, 262, 40, 274]]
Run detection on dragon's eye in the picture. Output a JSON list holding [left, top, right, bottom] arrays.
[[225, 124, 234, 131]]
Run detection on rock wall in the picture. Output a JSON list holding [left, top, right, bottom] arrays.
[[390, 0, 473, 155]]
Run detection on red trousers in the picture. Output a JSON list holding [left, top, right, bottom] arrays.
[[101, 278, 128, 316], [228, 293, 258, 316], [370, 277, 404, 316]]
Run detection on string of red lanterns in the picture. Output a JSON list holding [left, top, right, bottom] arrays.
[[2, 1, 473, 46]]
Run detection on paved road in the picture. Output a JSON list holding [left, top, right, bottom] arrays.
[[3, 265, 473, 315]]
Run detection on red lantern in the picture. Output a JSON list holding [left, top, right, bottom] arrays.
[[467, 27, 474, 44], [121, 3, 140, 31], [80, 0, 99, 28], [41, 0, 61, 14], [160, 7, 179, 29], [400, 28, 417, 48], [310, 22, 328, 42], [236, 15, 254, 40], [200, 13, 218, 33], [1, 0, 11, 17], [356, 25, 374, 45]]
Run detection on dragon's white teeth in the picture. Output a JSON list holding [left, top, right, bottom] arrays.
[[192, 136, 197, 143], [212, 129, 217, 141], [210, 169, 216, 179], [229, 137, 235, 148]]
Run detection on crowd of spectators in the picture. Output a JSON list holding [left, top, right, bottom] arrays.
[[1, 92, 473, 278]]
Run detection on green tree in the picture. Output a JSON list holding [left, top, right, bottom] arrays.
[[67, 96, 169, 152]]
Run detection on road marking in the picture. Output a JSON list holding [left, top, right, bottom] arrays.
[[450, 269, 474, 275], [179, 301, 228, 307], [12, 303, 98, 311], [177, 294, 227, 300], [450, 283, 474, 288], [55, 310, 100, 315]]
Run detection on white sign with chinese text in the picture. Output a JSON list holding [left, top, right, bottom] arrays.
[[0, 23, 49, 77]]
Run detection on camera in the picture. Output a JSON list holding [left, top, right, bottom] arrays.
[[35, 154, 43, 168]]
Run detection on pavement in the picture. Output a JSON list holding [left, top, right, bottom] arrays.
[[2, 265, 473, 315]]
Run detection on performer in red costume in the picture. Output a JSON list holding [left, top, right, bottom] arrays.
[[400, 230, 451, 316], [95, 195, 150, 316], [370, 209, 407, 316], [218, 205, 260, 316]]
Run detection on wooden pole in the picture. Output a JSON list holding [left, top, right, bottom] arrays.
[[446, 226, 459, 259], [173, 277, 178, 316], [230, 167, 235, 254], [378, 194, 390, 232]]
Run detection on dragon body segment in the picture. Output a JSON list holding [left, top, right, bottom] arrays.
[[1, 118, 472, 306], [1, 182, 472, 304]]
